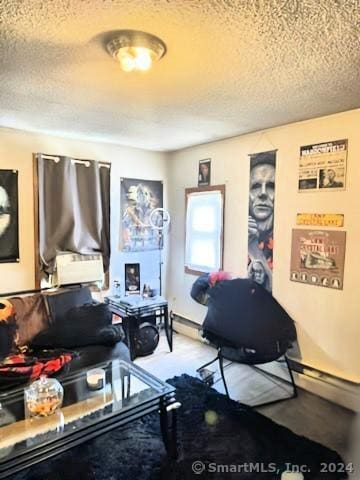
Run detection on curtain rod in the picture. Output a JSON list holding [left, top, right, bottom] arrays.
[[36, 153, 111, 167]]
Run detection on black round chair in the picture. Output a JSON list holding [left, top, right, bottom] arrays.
[[191, 276, 298, 407]]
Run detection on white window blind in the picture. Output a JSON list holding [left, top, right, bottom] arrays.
[[185, 190, 223, 273]]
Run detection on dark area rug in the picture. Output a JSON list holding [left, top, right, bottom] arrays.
[[9, 374, 347, 480]]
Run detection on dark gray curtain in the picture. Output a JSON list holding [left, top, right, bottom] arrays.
[[37, 154, 111, 275]]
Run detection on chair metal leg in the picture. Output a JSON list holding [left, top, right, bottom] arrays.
[[218, 349, 230, 399], [197, 354, 219, 386], [196, 355, 219, 373], [249, 354, 298, 408], [285, 354, 298, 399], [197, 350, 298, 408]]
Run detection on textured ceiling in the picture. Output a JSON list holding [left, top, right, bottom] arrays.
[[1, 0, 359, 151]]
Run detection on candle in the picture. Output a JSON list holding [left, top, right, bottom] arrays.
[[86, 369, 105, 390]]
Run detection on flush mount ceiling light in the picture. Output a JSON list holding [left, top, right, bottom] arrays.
[[106, 30, 166, 72]]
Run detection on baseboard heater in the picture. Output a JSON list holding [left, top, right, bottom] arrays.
[[286, 358, 359, 388], [172, 312, 358, 389], [171, 312, 202, 333]]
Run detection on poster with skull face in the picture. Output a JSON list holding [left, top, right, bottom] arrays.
[[120, 178, 163, 252], [0, 170, 19, 263], [247, 151, 276, 292]]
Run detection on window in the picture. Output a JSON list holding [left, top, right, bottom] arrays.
[[185, 185, 225, 275]]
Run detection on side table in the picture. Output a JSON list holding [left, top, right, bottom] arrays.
[[105, 295, 173, 361]]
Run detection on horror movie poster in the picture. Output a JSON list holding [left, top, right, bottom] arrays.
[[120, 178, 163, 252], [0, 170, 19, 263], [298, 139, 347, 192], [124, 263, 141, 295], [247, 150, 276, 292], [290, 229, 346, 290], [198, 159, 211, 187]]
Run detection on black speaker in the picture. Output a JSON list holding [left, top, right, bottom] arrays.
[[134, 321, 160, 357]]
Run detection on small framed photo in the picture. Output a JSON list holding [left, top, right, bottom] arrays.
[[125, 263, 140, 295], [198, 159, 211, 187]]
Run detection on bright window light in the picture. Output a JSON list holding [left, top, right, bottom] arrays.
[[192, 206, 216, 232], [190, 239, 216, 268], [185, 189, 224, 273]]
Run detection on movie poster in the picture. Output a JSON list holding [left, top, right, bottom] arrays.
[[198, 159, 211, 186], [298, 139, 347, 192], [0, 170, 19, 263], [125, 263, 140, 295], [247, 150, 276, 292], [290, 229, 346, 290], [120, 178, 163, 252]]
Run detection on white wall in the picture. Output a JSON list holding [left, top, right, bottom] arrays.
[[0, 127, 168, 295], [167, 109, 360, 384]]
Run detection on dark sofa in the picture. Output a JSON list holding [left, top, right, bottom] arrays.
[[0, 286, 130, 389]]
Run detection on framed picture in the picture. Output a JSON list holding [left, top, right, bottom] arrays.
[[247, 150, 277, 292], [298, 139, 347, 192], [290, 229, 346, 290], [198, 159, 211, 187], [120, 178, 163, 252], [0, 169, 19, 263], [125, 263, 140, 295]]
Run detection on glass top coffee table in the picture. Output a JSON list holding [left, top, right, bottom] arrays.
[[0, 359, 179, 479]]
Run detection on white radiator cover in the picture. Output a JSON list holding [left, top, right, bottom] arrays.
[[54, 253, 103, 286]]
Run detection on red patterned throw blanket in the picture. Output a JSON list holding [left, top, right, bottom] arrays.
[[0, 351, 75, 383], [0, 298, 76, 387]]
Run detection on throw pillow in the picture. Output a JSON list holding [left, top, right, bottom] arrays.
[[0, 299, 18, 359], [43, 287, 93, 325], [66, 302, 112, 330], [31, 324, 124, 349], [9, 294, 49, 346], [31, 303, 123, 349]]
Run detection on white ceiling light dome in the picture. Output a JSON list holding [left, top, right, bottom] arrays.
[[106, 30, 167, 72]]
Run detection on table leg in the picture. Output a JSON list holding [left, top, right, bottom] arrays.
[[123, 316, 137, 361], [120, 369, 131, 400], [164, 305, 173, 353], [159, 395, 181, 459]]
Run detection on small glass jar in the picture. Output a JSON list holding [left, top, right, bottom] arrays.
[[113, 280, 121, 298], [24, 375, 64, 418]]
